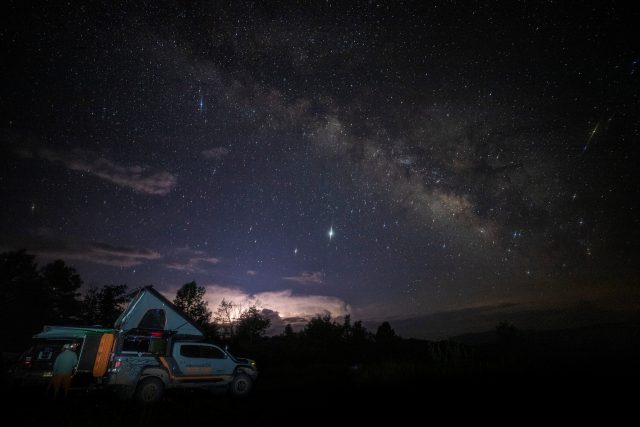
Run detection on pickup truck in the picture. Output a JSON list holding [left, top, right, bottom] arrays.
[[108, 328, 257, 403], [11, 325, 257, 404]]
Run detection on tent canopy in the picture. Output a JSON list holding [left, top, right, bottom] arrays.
[[114, 286, 204, 338]]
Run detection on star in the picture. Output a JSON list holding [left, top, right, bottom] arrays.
[[294, 248, 298, 255], [328, 226, 334, 240]]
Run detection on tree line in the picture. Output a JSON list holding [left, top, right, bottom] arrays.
[[0, 250, 407, 354]]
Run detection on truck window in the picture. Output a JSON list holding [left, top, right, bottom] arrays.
[[179, 345, 225, 359], [200, 346, 226, 359], [122, 335, 167, 354], [180, 345, 201, 358]]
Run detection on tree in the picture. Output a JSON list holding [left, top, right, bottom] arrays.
[[375, 321, 397, 344], [283, 323, 295, 338], [173, 281, 211, 326], [81, 287, 100, 324], [202, 322, 221, 341], [236, 306, 271, 345], [496, 321, 519, 346], [342, 314, 352, 339], [0, 250, 46, 345], [40, 259, 82, 322], [97, 284, 129, 326], [304, 314, 343, 344], [81, 284, 128, 327], [351, 320, 368, 344], [214, 298, 239, 339]]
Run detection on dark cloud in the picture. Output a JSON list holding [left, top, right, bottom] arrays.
[[165, 256, 220, 273], [23, 238, 162, 268], [283, 271, 324, 285], [201, 147, 230, 159], [4, 135, 178, 195], [37, 148, 177, 195], [163, 246, 221, 273]]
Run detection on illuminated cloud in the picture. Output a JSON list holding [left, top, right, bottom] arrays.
[[177, 284, 350, 321]]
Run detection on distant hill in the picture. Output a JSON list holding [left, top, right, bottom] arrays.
[[450, 320, 640, 347], [372, 302, 640, 341], [447, 320, 640, 376]]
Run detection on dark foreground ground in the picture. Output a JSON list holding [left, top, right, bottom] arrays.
[[1, 366, 637, 426], [3, 321, 639, 425]]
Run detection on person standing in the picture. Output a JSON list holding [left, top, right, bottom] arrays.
[[49, 342, 78, 399]]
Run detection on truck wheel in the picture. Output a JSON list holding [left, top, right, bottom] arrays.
[[229, 373, 252, 397], [135, 377, 164, 404]]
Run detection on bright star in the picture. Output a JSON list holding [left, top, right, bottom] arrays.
[[328, 226, 334, 240], [294, 248, 298, 255]]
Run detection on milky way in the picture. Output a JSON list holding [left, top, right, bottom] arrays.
[[2, 1, 638, 337]]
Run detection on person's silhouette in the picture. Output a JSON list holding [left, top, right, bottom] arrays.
[[48, 342, 79, 399]]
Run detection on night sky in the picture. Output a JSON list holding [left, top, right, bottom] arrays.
[[2, 1, 639, 338]]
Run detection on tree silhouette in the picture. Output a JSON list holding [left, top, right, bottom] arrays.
[[375, 321, 397, 344], [81, 284, 128, 327], [201, 322, 221, 341], [496, 321, 520, 346], [173, 281, 211, 326], [0, 250, 47, 345], [303, 314, 344, 356], [41, 259, 82, 322], [342, 314, 352, 340], [214, 298, 238, 339], [81, 287, 100, 325], [283, 323, 295, 338], [351, 320, 368, 344], [236, 306, 271, 346]]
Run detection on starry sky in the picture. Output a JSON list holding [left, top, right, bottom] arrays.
[[2, 1, 639, 338]]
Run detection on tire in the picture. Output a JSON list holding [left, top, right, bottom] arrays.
[[135, 377, 164, 404], [229, 373, 252, 397]]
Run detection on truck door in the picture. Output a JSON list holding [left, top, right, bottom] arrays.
[[200, 345, 235, 377], [174, 343, 215, 377]]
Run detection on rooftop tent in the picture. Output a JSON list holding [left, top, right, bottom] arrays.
[[114, 286, 204, 338]]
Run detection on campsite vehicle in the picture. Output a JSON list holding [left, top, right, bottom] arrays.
[[10, 286, 257, 403], [11, 326, 115, 388]]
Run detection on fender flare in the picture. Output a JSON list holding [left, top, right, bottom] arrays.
[[138, 367, 171, 386], [234, 365, 256, 377]]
